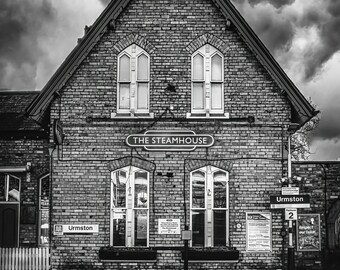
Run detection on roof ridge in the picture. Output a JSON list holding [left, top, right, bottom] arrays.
[[25, 0, 316, 126]]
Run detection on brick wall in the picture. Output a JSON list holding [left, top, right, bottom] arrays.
[[49, 0, 293, 269], [292, 161, 340, 270]]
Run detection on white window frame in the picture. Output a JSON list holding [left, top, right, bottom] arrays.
[[0, 173, 21, 203], [191, 44, 225, 116], [117, 44, 150, 115], [190, 165, 229, 247], [110, 166, 150, 247]]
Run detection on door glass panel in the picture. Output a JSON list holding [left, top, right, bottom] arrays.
[[211, 54, 222, 81], [192, 210, 205, 246], [135, 209, 148, 246], [211, 83, 223, 110], [137, 54, 148, 81], [192, 171, 205, 208], [112, 209, 126, 246], [193, 83, 204, 110], [213, 210, 226, 246], [137, 83, 148, 110], [193, 54, 204, 80], [119, 54, 130, 82], [213, 171, 227, 208], [116, 170, 127, 208], [119, 84, 130, 109], [134, 171, 148, 208]]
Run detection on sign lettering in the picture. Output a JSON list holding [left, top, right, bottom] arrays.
[[270, 195, 310, 209], [126, 130, 214, 151]]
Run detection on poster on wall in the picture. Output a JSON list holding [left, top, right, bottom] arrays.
[[297, 214, 321, 251], [246, 212, 272, 252]]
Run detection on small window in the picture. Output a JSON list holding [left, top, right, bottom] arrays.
[[110, 166, 149, 247], [190, 166, 229, 247], [191, 45, 224, 115], [117, 45, 150, 115]]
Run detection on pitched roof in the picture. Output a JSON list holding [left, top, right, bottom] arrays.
[[25, 0, 317, 126], [0, 90, 48, 139]]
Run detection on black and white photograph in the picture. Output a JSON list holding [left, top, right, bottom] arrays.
[[1, 1, 340, 269]]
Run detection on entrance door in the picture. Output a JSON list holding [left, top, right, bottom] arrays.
[[0, 203, 19, 247]]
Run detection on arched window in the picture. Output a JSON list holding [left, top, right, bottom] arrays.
[[110, 166, 149, 247], [191, 45, 224, 115], [190, 166, 229, 247], [117, 44, 150, 115]]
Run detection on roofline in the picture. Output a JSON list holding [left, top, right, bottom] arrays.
[[0, 90, 40, 95], [25, 0, 131, 120], [213, 0, 316, 124], [292, 161, 340, 165], [26, 0, 316, 126]]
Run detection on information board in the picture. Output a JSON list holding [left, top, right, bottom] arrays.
[[297, 214, 321, 251], [246, 212, 272, 252], [158, 219, 181, 235]]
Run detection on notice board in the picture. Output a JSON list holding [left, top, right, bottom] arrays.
[[246, 212, 272, 252], [297, 214, 321, 251]]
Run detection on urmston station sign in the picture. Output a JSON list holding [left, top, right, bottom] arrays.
[[270, 195, 310, 209], [126, 130, 214, 151]]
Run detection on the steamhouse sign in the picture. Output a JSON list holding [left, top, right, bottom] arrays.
[[126, 130, 214, 151]]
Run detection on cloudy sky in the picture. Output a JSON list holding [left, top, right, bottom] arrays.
[[1, 0, 339, 161]]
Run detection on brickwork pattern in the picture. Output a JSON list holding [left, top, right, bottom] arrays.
[[49, 0, 293, 269]]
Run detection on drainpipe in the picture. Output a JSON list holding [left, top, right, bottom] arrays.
[[287, 136, 295, 270]]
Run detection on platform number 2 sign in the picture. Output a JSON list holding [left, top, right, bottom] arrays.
[[285, 209, 297, 220]]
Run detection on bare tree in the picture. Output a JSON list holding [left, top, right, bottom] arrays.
[[291, 99, 320, 160]]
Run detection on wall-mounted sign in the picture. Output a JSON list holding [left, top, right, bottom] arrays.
[[53, 224, 99, 235], [158, 219, 181, 235], [246, 212, 272, 252], [285, 208, 298, 220], [126, 130, 214, 151], [270, 195, 310, 209], [297, 214, 321, 251], [282, 187, 299, 195]]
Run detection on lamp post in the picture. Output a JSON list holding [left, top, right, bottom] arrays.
[[287, 136, 295, 270]]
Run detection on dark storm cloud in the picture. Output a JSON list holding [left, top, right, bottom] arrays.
[[231, 0, 340, 81], [311, 107, 340, 142], [248, 0, 295, 9], [231, 0, 297, 57], [233, 0, 295, 9], [249, 10, 295, 54], [303, 2, 340, 79], [99, 0, 111, 6], [0, 0, 56, 90]]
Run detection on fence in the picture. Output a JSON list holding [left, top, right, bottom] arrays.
[[0, 247, 49, 270]]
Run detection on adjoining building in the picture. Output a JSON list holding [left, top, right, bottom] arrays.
[[1, 1, 339, 270]]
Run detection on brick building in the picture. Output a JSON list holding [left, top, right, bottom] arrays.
[[1, 0, 340, 269]]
